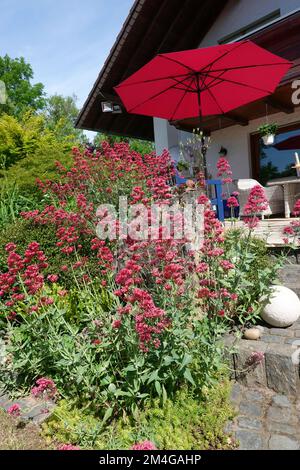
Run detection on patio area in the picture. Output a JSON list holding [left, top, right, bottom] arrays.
[[224, 218, 299, 247]]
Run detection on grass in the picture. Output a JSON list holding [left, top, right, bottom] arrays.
[[0, 409, 52, 450]]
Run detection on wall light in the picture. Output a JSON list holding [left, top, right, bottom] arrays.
[[101, 101, 122, 114]]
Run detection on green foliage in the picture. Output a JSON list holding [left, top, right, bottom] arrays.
[[223, 228, 283, 324], [45, 94, 86, 143], [93, 133, 154, 155], [1, 277, 226, 415], [257, 122, 278, 137], [43, 380, 235, 450], [0, 184, 36, 231], [0, 219, 99, 286], [0, 55, 45, 117], [0, 112, 74, 195]]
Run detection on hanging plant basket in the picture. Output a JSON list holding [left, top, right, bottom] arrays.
[[258, 123, 278, 146], [262, 134, 275, 146]]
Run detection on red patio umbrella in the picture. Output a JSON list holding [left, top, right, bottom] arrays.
[[114, 40, 291, 123]]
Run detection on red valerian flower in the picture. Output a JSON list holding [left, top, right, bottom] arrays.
[[112, 319, 122, 329], [292, 199, 300, 216], [243, 185, 268, 216], [226, 196, 239, 208], [216, 156, 233, 184], [31, 377, 57, 400], [131, 440, 157, 450], [57, 444, 80, 450], [7, 403, 21, 417]]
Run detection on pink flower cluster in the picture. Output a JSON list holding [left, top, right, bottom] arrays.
[[243, 185, 269, 229], [131, 440, 157, 450], [243, 185, 268, 216], [247, 351, 264, 367], [7, 403, 21, 417], [31, 377, 57, 400], [216, 156, 233, 184], [282, 200, 300, 243], [0, 242, 49, 318], [57, 443, 80, 450]]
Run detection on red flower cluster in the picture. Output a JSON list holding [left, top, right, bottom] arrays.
[[216, 156, 233, 184], [31, 377, 57, 400], [243, 185, 268, 216], [131, 440, 157, 450], [0, 242, 49, 318], [7, 403, 21, 417]]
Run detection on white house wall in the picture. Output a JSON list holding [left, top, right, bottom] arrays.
[[206, 107, 300, 180], [200, 0, 300, 47]]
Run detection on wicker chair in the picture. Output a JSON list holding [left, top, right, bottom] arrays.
[[234, 179, 284, 218]]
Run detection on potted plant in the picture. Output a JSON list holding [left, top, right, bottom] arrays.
[[258, 123, 278, 145], [177, 160, 190, 177]]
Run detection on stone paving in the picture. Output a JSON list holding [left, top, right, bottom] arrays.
[[227, 383, 300, 450], [0, 391, 55, 424], [224, 262, 300, 449]]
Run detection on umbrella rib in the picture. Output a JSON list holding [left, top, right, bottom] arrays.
[[202, 71, 272, 94], [171, 76, 196, 92], [202, 62, 290, 73], [170, 76, 195, 121], [198, 72, 226, 115], [158, 53, 196, 72], [115, 72, 190, 88], [196, 40, 247, 75], [127, 74, 193, 113], [206, 86, 226, 115]]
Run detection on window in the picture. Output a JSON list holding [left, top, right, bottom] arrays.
[[250, 123, 300, 185]]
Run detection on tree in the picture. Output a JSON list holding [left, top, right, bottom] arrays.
[[45, 94, 87, 143], [0, 111, 74, 197], [0, 55, 46, 116], [93, 133, 154, 155]]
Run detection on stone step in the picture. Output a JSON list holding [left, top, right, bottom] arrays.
[[278, 265, 300, 295], [224, 320, 300, 398]]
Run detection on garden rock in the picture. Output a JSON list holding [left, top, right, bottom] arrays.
[[244, 328, 261, 340], [261, 285, 300, 327]]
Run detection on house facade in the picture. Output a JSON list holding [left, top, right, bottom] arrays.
[[76, 0, 300, 185]]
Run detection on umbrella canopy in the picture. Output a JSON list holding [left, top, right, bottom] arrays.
[[114, 40, 291, 122], [275, 135, 300, 151]]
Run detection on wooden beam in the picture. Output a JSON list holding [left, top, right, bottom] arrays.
[[98, 92, 122, 105], [265, 96, 294, 114], [170, 120, 211, 135], [226, 112, 249, 126], [156, 0, 194, 53], [119, 0, 172, 81]]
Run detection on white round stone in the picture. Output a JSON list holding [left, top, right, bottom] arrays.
[[261, 285, 300, 327], [244, 328, 261, 340]]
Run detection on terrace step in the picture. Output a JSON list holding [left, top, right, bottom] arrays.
[[224, 317, 300, 399], [279, 264, 300, 295]]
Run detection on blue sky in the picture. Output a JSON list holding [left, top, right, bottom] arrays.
[[0, 0, 134, 108]]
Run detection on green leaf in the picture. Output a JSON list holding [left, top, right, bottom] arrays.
[[147, 370, 159, 384], [162, 384, 167, 404], [102, 407, 113, 424], [155, 380, 162, 396], [180, 353, 192, 371], [183, 368, 195, 386], [108, 383, 116, 394]]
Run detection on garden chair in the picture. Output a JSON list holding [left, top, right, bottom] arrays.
[[234, 179, 284, 218]]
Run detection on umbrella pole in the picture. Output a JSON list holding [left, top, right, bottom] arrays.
[[196, 87, 208, 181]]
